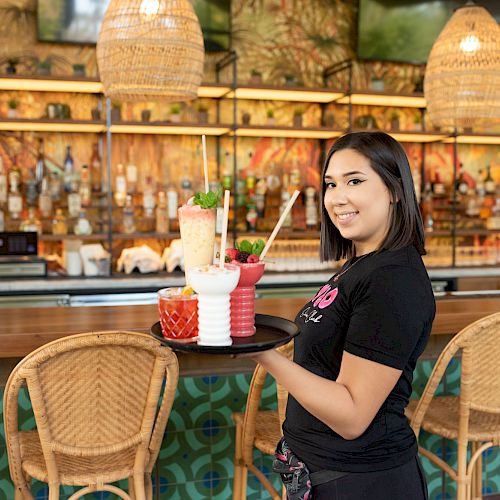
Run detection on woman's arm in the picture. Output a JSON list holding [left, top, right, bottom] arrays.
[[251, 349, 402, 440]]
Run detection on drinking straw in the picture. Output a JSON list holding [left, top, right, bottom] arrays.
[[219, 190, 231, 270], [202, 135, 209, 193], [260, 190, 300, 260]]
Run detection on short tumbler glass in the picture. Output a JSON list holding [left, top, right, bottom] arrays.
[[158, 287, 198, 342]]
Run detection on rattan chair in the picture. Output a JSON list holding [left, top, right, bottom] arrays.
[[232, 341, 294, 500], [406, 312, 500, 500], [4, 330, 179, 500]]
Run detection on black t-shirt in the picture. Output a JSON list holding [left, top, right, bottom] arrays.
[[283, 245, 436, 473]]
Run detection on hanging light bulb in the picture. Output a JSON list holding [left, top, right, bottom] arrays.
[[424, 2, 500, 129], [97, 0, 205, 102]]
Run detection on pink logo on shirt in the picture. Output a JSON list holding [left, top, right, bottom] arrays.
[[312, 284, 338, 309]]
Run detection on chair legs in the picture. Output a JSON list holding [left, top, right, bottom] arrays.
[[233, 421, 247, 500], [470, 442, 483, 500]]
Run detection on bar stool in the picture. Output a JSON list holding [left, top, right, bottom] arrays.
[[4, 330, 179, 500], [232, 341, 294, 500], [406, 312, 500, 500]]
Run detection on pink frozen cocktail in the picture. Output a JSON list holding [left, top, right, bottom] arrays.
[[226, 241, 265, 337], [230, 261, 265, 337]]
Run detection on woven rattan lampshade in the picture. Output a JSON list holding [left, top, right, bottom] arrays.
[[424, 2, 500, 129], [97, 0, 205, 102]]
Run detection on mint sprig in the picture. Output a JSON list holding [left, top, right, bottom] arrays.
[[236, 239, 265, 256], [193, 190, 220, 209]]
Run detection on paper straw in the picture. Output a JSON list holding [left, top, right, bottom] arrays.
[[219, 190, 231, 270], [260, 190, 300, 261], [202, 135, 209, 193]]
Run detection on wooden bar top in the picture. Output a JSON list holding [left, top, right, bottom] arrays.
[[1, 296, 499, 360]]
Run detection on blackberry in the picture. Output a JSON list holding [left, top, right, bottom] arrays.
[[236, 251, 250, 263]]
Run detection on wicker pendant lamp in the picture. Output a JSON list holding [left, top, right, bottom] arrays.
[[424, 2, 500, 129], [96, 0, 205, 102]]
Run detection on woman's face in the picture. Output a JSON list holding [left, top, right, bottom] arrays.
[[324, 148, 393, 256]]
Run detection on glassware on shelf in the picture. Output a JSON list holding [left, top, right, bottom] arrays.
[[52, 208, 68, 235]]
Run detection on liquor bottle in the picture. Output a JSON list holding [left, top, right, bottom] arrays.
[[254, 177, 267, 219], [166, 182, 179, 231], [305, 186, 318, 230], [484, 165, 496, 195], [155, 191, 169, 233], [74, 210, 92, 235], [8, 157, 22, 194], [25, 168, 38, 208], [280, 174, 292, 229], [0, 208, 4, 231], [50, 171, 62, 202], [35, 138, 46, 190], [126, 148, 138, 195], [79, 164, 91, 207], [8, 179, 23, 220], [38, 177, 52, 218], [455, 163, 469, 197], [180, 177, 194, 205], [90, 143, 101, 192], [114, 163, 127, 208], [476, 169, 486, 197], [422, 182, 434, 231], [432, 170, 446, 198], [0, 156, 7, 205], [465, 187, 480, 218], [122, 194, 136, 233], [142, 175, 156, 218], [20, 207, 42, 235], [63, 145, 74, 193], [52, 208, 68, 235], [67, 179, 82, 218]]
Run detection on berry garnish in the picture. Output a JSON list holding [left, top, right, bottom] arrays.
[[225, 248, 239, 261], [236, 251, 250, 263], [247, 254, 260, 263]]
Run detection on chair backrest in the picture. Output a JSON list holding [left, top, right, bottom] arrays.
[[409, 312, 500, 437], [241, 341, 294, 462], [4, 331, 178, 484], [456, 311, 500, 413]]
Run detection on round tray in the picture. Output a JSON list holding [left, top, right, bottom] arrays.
[[150, 314, 299, 354]]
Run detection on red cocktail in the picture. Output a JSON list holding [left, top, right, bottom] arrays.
[[158, 287, 198, 342]]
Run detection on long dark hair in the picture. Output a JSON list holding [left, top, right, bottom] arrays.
[[320, 132, 425, 262]]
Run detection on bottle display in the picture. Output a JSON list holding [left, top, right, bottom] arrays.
[[0, 157, 8, 206], [52, 208, 68, 235], [122, 194, 136, 234], [156, 191, 170, 233], [90, 142, 102, 193]]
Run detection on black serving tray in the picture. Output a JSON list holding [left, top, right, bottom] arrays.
[[150, 314, 299, 354]]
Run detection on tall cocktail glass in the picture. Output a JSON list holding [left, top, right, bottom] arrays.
[[178, 205, 216, 279], [158, 287, 198, 342], [187, 264, 240, 346], [230, 261, 265, 337]]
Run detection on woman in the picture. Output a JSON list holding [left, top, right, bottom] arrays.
[[251, 132, 435, 499]]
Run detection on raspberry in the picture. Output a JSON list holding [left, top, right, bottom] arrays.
[[247, 254, 260, 263], [236, 251, 250, 263], [225, 248, 239, 261]]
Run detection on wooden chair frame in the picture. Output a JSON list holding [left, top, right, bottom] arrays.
[[232, 342, 293, 500], [4, 330, 179, 500], [407, 312, 500, 500]]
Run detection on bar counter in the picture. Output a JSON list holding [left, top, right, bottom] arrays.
[[1, 294, 499, 376]]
